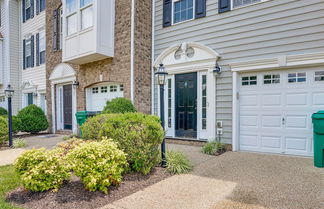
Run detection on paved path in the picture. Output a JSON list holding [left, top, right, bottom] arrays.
[[0, 134, 65, 166], [102, 143, 324, 209]]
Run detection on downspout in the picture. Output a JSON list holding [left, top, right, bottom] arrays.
[[151, 0, 155, 115], [130, 0, 136, 103]]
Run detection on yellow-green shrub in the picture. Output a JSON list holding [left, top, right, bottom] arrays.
[[0, 116, 8, 144], [98, 113, 164, 175], [80, 114, 110, 140], [14, 149, 70, 192], [66, 138, 127, 194], [56, 137, 86, 156]]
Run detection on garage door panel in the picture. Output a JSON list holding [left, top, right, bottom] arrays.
[[261, 136, 281, 149], [240, 115, 258, 128], [240, 94, 258, 107], [312, 93, 324, 105], [261, 115, 282, 128], [240, 135, 258, 147], [262, 94, 282, 107], [285, 115, 308, 129], [286, 93, 308, 106]]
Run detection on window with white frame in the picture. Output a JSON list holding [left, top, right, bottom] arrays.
[[25, 38, 32, 68], [39, 0, 46, 13], [242, 76, 257, 86], [168, 79, 172, 128], [110, 85, 117, 92], [59, 7, 63, 49], [263, 74, 280, 84], [101, 86, 108, 93], [39, 31, 46, 64], [173, 0, 194, 24], [25, 0, 32, 21], [92, 87, 99, 93], [233, 0, 262, 9], [66, 0, 93, 35], [201, 75, 207, 130], [119, 85, 124, 92], [288, 72, 306, 83], [0, 96, 5, 103], [315, 71, 324, 82]]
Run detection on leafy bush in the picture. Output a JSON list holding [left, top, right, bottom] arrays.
[[81, 114, 110, 140], [14, 149, 70, 192], [56, 138, 85, 156], [66, 138, 127, 194], [166, 151, 192, 174], [0, 107, 7, 116], [17, 105, 48, 133], [98, 113, 164, 175], [102, 98, 137, 114], [0, 116, 8, 144], [12, 115, 22, 134], [202, 141, 225, 155], [13, 138, 27, 148]]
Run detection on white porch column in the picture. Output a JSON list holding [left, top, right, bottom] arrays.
[[207, 68, 216, 141], [51, 83, 56, 134], [72, 84, 77, 135]]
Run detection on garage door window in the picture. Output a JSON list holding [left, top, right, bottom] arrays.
[[315, 71, 324, 81], [110, 85, 117, 92], [264, 74, 280, 84], [288, 72, 306, 83], [120, 85, 124, 91], [101, 86, 108, 93], [242, 76, 257, 86], [92, 87, 99, 93]]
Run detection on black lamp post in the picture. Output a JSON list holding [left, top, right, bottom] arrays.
[[4, 84, 14, 147], [155, 64, 168, 168]]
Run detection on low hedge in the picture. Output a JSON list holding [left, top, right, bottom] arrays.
[[97, 113, 164, 175], [80, 114, 110, 140], [66, 138, 127, 194], [0, 107, 7, 116], [17, 105, 48, 133], [0, 116, 8, 144], [14, 149, 70, 192], [102, 98, 137, 114]]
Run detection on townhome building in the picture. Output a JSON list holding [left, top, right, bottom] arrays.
[[20, 0, 47, 113], [153, 0, 324, 157], [0, 0, 20, 114], [46, 0, 152, 134]]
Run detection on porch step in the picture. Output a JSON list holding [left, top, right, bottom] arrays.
[[56, 130, 73, 135]]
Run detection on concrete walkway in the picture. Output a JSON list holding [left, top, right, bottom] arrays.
[[0, 134, 65, 166], [102, 143, 324, 209]]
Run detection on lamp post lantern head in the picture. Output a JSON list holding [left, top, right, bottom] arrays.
[[4, 84, 14, 98], [155, 64, 168, 86]]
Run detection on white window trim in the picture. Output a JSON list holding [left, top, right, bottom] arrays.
[[262, 73, 281, 85], [287, 72, 307, 84], [171, 0, 195, 25], [231, 0, 270, 10]]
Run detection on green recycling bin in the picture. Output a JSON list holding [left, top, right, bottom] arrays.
[[312, 111, 324, 168], [76, 111, 100, 136]]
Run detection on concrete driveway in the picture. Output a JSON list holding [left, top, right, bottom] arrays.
[[103, 143, 324, 209]]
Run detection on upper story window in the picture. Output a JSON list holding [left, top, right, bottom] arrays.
[[25, 0, 32, 21], [37, 0, 46, 13], [233, 0, 262, 9], [173, 0, 194, 24], [37, 31, 46, 65], [66, 0, 93, 36], [24, 37, 34, 69]]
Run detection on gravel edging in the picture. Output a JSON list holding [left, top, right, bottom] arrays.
[[7, 167, 172, 209]]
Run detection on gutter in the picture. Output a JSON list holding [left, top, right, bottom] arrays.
[[130, 0, 136, 103], [151, 0, 155, 115]]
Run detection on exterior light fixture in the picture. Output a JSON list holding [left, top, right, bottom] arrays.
[[155, 63, 168, 168], [72, 80, 79, 86], [213, 63, 222, 75]]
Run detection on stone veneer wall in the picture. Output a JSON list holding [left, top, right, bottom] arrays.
[[46, 0, 152, 132]]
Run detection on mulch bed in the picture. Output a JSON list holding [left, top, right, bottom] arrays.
[[6, 167, 172, 209]]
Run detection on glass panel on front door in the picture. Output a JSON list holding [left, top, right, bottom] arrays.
[[175, 73, 197, 138]]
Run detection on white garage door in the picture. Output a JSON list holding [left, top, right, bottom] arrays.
[[239, 68, 324, 156], [86, 84, 124, 111]]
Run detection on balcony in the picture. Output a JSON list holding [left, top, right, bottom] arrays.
[[62, 0, 115, 64]]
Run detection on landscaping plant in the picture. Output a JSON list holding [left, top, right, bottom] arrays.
[[102, 98, 137, 114], [17, 105, 48, 134], [202, 141, 225, 156], [13, 138, 27, 148], [12, 116, 22, 134], [56, 138, 85, 156], [0, 117, 8, 145], [0, 107, 7, 117], [81, 114, 110, 140], [66, 138, 127, 194], [98, 113, 164, 175], [14, 148, 70, 192], [166, 151, 192, 174]]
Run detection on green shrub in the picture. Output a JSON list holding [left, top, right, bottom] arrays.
[[66, 138, 127, 194], [13, 138, 27, 148], [0, 116, 8, 144], [56, 138, 85, 156], [102, 98, 137, 114], [202, 141, 225, 155], [81, 114, 110, 140], [166, 151, 192, 174], [17, 105, 48, 133], [98, 113, 164, 175], [14, 149, 70, 192], [12, 115, 22, 134], [0, 107, 7, 116]]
